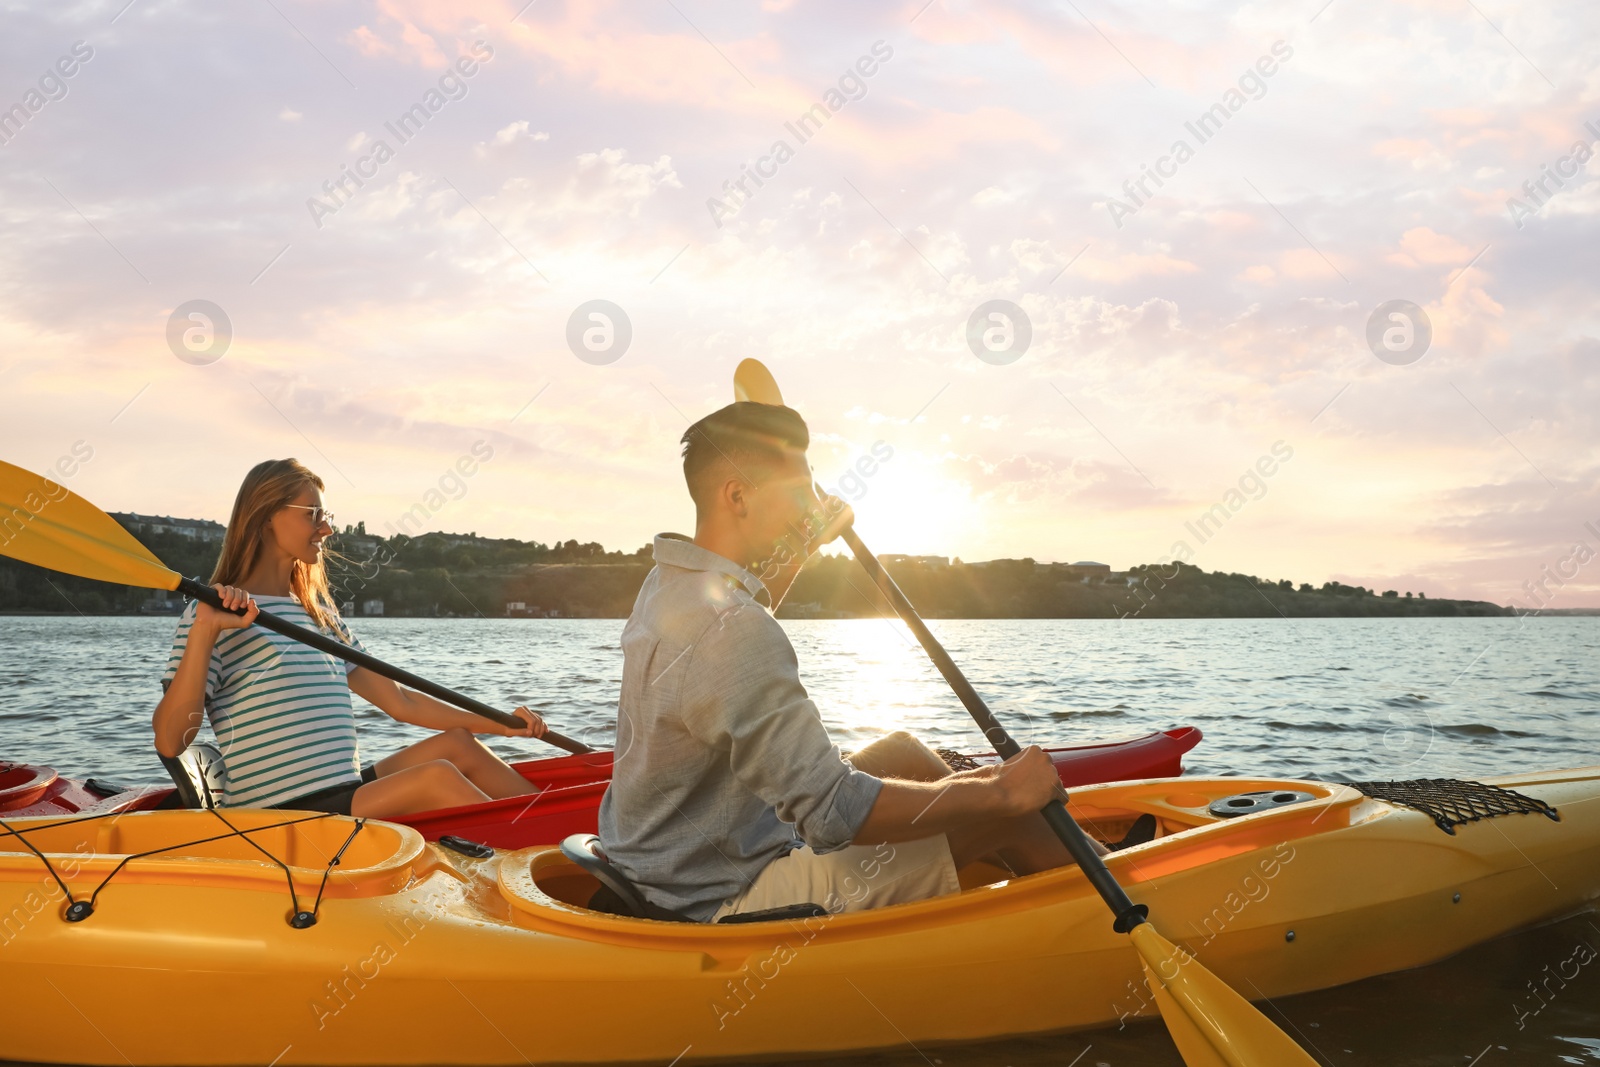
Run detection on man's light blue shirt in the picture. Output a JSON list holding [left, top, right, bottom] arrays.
[[597, 534, 884, 921]]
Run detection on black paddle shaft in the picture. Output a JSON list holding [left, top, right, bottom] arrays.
[[838, 529, 1149, 933], [176, 577, 594, 756]]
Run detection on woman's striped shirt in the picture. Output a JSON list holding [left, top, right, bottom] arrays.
[[161, 596, 365, 808]]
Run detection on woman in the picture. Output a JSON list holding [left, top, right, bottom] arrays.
[[153, 458, 547, 818]]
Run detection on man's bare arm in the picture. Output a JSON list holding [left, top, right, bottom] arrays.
[[852, 746, 1061, 843]]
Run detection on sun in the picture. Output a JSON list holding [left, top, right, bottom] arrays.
[[846, 463, 976, 560]]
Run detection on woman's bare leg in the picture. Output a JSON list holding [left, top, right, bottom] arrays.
[[373, 727, 535, 799], [351, 759, 491, 818]]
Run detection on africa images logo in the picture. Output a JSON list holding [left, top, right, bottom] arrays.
[[1365, 299, 1431, 366]]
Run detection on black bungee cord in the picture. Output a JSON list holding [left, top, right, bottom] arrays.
[[0, 808, 365, 928]]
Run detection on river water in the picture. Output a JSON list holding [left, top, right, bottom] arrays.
[[2, 615, 1597, 1065]]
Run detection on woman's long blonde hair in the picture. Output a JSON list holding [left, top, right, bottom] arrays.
[[210, 459, 340, 631]]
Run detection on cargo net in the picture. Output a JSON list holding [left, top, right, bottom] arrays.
[[0, 809, 363, 928], [1346, 778, 1560, 835], [937, 749, 982, 772]]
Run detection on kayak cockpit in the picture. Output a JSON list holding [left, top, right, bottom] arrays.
[[0, 761, 57, 809], [493, 776, 1367, 942], [0, 809, 435, 902]]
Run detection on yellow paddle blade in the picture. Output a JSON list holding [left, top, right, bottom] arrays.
[[1130, 924, 1319, 1067], [0, 460, 182, 592], [733, 358, 785, 405]]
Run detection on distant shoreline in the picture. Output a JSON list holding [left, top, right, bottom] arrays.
[[0, 518, 1552, 620]]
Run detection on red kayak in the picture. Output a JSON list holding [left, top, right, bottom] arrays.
[[0, 726, 1200, 849]]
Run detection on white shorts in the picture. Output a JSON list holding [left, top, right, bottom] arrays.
[[712, 835, 960, 920]]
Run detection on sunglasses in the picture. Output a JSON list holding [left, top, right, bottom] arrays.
[[282, 504, 336, 527]]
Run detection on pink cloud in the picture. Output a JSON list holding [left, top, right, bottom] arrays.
[[1398, 227, 1475, 265], [345, 0, 449, 68]]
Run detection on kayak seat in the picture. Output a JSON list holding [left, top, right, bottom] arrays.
[[558, 835, 827, 924], [560, 834, 694, 922], [158, 741, 227, 810]]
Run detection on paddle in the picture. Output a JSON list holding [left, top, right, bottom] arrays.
[[733, 359, 1316, 1067], [0, 460, 593, 755]]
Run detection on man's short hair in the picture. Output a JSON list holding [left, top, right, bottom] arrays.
[[680, 402, 809, 511]]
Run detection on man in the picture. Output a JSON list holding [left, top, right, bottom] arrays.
[[597, 401, 1078, 922]]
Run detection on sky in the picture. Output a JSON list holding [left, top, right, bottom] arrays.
[[1, 0, 1597, 608]]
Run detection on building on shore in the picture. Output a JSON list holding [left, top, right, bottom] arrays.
[[112, 513, 225, 543], [880, 554, 950, 567], [138, 590, 183, 614]]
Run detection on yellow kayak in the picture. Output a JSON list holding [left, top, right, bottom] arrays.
[[3, 767, 1597, 1066]]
